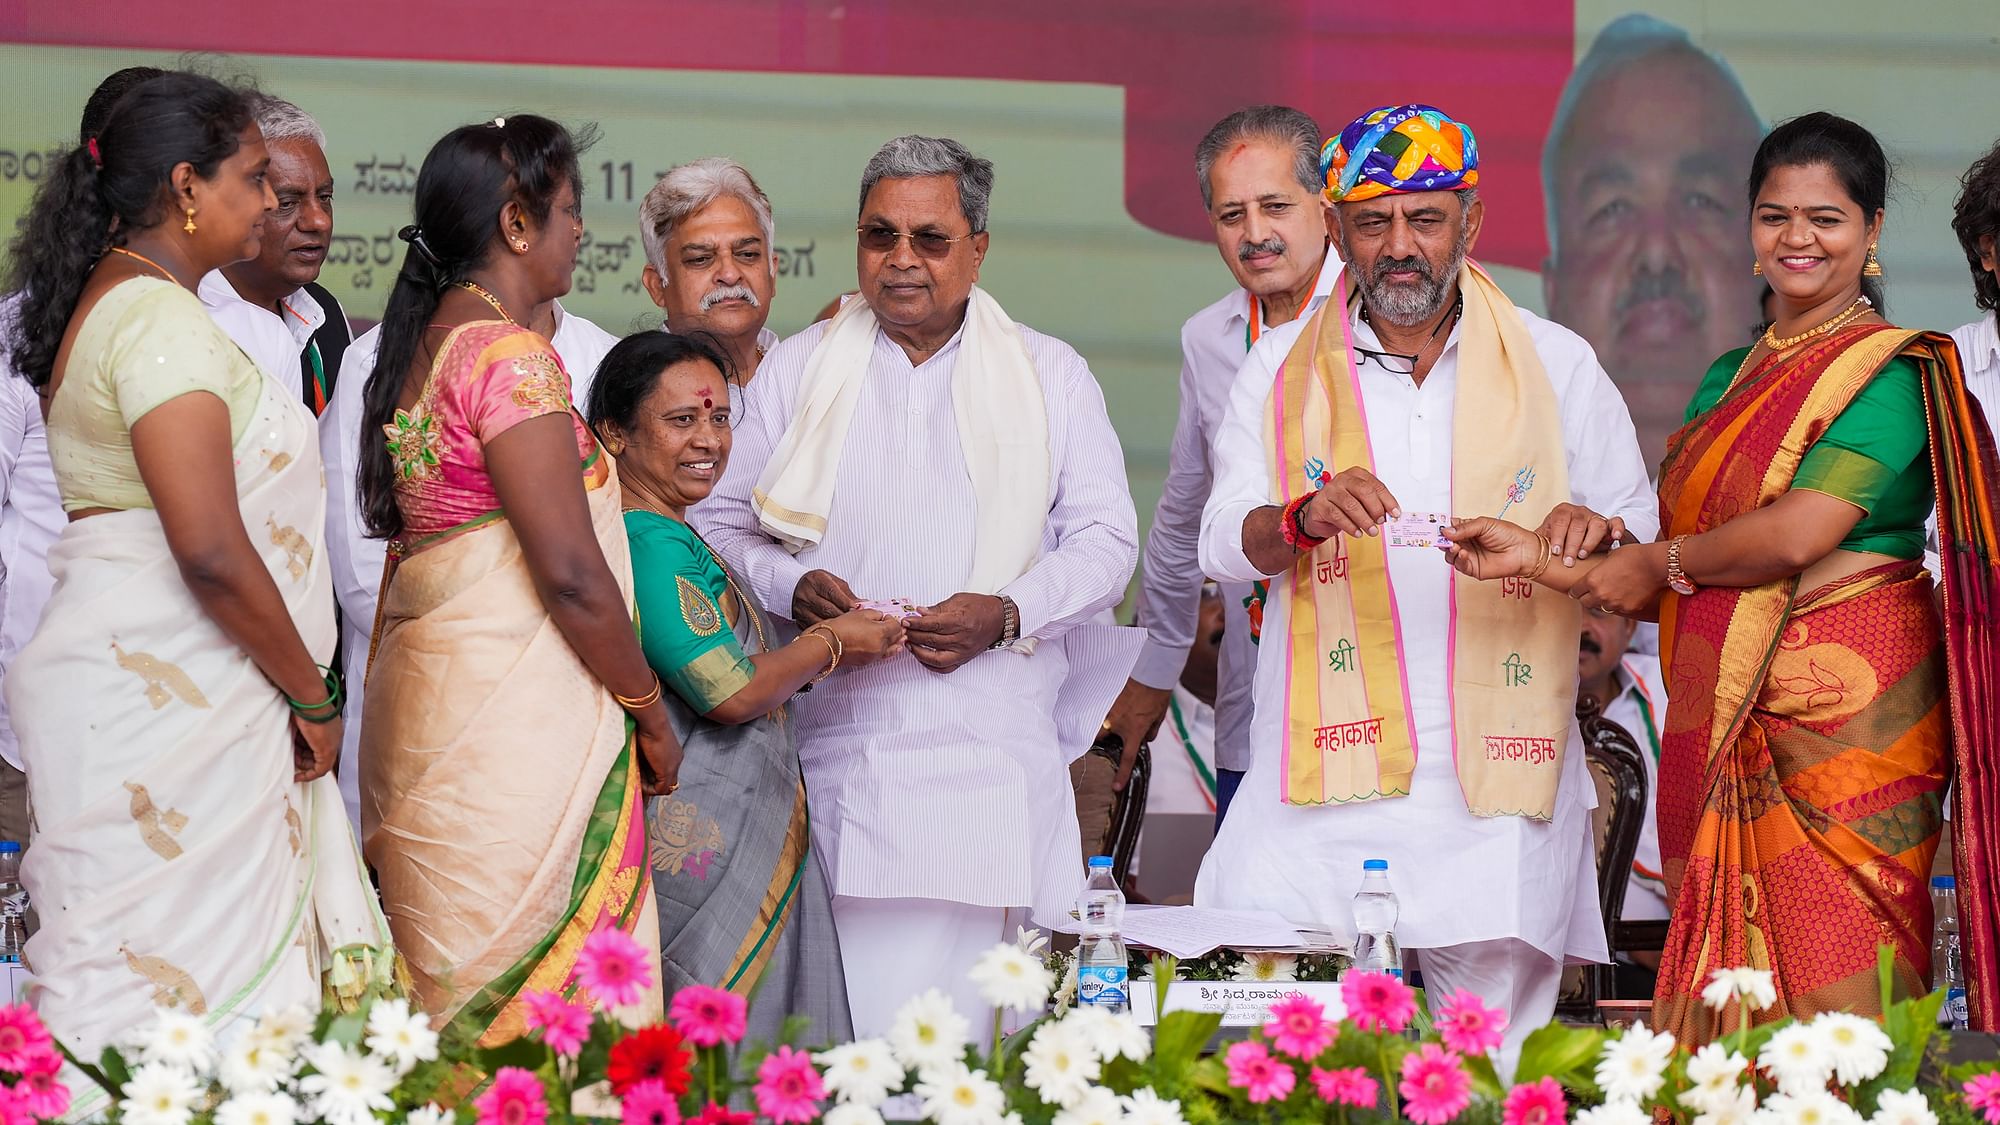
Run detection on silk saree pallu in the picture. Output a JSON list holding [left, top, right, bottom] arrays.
[[362, 444, 661, 1046], [1264, 263, 1580, 818], [8, 372, 393, 1074], [1654, 325, 2000, 1039]]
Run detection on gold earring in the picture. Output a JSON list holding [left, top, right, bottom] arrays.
[[1752, 260, 1762, 276], [183, 207, 197, 235], [512, 239, 529, 253], [1863, 243, 1884, 277]]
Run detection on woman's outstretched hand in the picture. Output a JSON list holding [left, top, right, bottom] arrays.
[[1437, 516, 1547, 580]]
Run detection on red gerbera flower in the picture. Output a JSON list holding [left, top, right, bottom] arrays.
[[688, 1103, 754, 1125], [606, 1025, 694, 1096]]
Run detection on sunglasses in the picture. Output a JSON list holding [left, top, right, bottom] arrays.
[[856, 224, 976, 259]]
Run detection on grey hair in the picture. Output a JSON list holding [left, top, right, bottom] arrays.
[[250, 94, 326, 151], [858, 135, 994, 233], [638, 157, 777, 277], [1541, 13, 1760, 259], [1194, 105, 1322, 210]]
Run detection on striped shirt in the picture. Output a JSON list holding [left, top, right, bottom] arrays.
[[695, 314, 1138, 917]]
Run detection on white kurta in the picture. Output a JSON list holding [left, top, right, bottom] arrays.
[[1193, 298, 1656, 963], [318, 304, 618, 825], [695, 316, 1138, 922]]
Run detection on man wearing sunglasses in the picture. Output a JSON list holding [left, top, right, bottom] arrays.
[[697, 135, 1138, 1043], [1192, 105, 1653, 1079]]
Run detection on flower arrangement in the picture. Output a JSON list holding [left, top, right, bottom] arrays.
[[9, 937, 2000, 1125]]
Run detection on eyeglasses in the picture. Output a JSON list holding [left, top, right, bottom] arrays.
[[1353, 346, 1421, 375], [856, 224, 977, 259]]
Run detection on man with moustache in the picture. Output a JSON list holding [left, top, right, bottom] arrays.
[[1541, 14, 1764, 465], [1195, 105, 1654, 1078], [198, 95, 350, 416], [1099, 105, 1339, 827], [640, 158, 780, 385]]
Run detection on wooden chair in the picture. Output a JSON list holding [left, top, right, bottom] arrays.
[[1556, 693, 1651, 1021]]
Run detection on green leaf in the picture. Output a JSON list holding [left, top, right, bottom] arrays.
[[1460, 1049, 1507, 1101], [1855, 987, 1946, 1114], [1150, 1010, 1225, 1077], [323, 1010, 368, 1048], [56, 1041, 115, 1099], [475, 1035, 552, 1075], [1511, 1023, 1606, 1091], [777, 1013, 814, 1049], [97, 1046, 132, 1093]]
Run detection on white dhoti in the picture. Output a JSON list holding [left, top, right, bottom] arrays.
[[832, 895, 1024, 1045], [1416, 938, 1564, 1083]]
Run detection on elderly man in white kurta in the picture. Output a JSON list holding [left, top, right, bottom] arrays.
[[1194, 105, 1655, 1075], [698, 135, 1138, 1037]]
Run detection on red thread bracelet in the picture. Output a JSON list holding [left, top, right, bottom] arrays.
[[1280, 491, 1326, 552]]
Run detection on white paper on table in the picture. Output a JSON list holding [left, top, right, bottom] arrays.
[[1116, 904, 1309, 959]]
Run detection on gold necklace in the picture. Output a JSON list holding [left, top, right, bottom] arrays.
[[1762, 295, 1870, 352], [457, 281, 517, 324], [109, 246, 175, 281]]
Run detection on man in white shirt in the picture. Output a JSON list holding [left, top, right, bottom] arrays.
[[197, 96, 351, 416], [1578, 607, 1667, 924], [1101, 105, 1340, 827], [1949, 141, 2000, 440], [697, 135, 1138, 1039], [319, 300, 617, 825], [639, 158, 781, 386], [1194, 105, 1655, 1076]]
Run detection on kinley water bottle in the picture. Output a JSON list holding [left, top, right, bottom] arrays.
[[1933, 875, 1969, 1030], [1351, 858, 1402, 980], [1076, 855, 1129, 1013]]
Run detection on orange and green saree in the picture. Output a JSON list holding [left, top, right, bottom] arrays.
[[1654, 322, 2000, 1042]]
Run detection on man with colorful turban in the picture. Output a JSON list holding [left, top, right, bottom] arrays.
[[1193, 105, 1654, 1076]]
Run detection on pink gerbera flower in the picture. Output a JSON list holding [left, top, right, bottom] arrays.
[[575, 929, 656, 1009], [523, 990, 593, 1057], [1310, 1066, 1379, 1109], [0, 1007, 53, 1073], [1225, 1040, 1297, 1104], [1342, 971, 1418, 1035], [1435, 989, 1509, 1056], [0, 1083, 32, 1125], [670, 985, 749, 1048], [1502, 1077, 1567, 1125], [1263, 995, 1337, 1060], [474, 1067, 550, 1125], [1400, 1044, 1473, 1125], [1966, 1074, 2000, 1124], [753, 1046, 826, 1125], [621, 1079, 682, 1125], [15, 1050, 71, 1121]]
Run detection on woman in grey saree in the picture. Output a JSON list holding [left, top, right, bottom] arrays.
[[585, 331, 904, 1043]]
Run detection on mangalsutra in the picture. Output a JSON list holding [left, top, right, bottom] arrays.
[[457, 281, 517, 324], [109, 246, 175, 281], [1762, 295, 1871, 352]]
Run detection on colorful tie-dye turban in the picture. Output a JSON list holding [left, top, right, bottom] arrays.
[[1321, 104, 1479, 203]]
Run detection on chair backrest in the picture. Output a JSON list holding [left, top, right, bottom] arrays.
[[1109, 744, 1152, 885], [1558, 693, 1651, 1019]]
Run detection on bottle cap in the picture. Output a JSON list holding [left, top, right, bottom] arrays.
[[0, 842, 19, 855], [1363, 859, 1388, 871], [1087, 855, 1113, 869], [1933, 875, 1957, 890]]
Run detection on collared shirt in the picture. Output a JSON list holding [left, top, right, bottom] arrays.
[[198, 270, 327, 402], [0, 294, 64, 773], [1132, 251, 1342, 773], [695, 315, 1138, 917], [1192, 296, 1657, 960], [319, 303, 618, 826], [1601, 654, 1668, 922]]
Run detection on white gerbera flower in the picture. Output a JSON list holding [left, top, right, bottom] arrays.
[[220, 1037, 298, 1094], [1063, 1006, 1152, 1063], [969, 943, 1056, 1012], [1763, 1090, 1866, 1125], [135, 1008, 219, 1073], [1702, 968, 1779, 1013], [816, 1038, 904, 1107], [1693, 1085, 1760, 1125], [1595, 1022, 1677, 1102], [1759, 1023, 1837, 1095], [1051, 960, 1080, 1014], [1122, 1088, 1188, 1125], [1870, 1089, 1939, 1125], [406, 1105, 453, 1125], [1021, 1022, 1101, 1108], [1680, 1043, 1751, 1114], [888, 988, 972, 1073], [1013, 926, 1051, 958], [1230, 952, 1297, 982], [119, 1062, 205, 1125], [1052, 1085, 1125, 1125], [215, 1090, 301, 1125], [1811, 1012, 1892, 1086], [247, 1005, 315, 1054], [298, 1042, 398, 1125], [824, 1104, 889, 1125], [913, 1063, 1006, 1125], [1575, 1101, 1652, 1125], [363, 997, 440, 1075]]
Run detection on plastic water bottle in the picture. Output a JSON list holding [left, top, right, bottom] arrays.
[[1933, 875, 1969, 1030], [1351, 859, 1402, 980], [0, 843, 25, 965], [1076, 855, 1129, 1013]]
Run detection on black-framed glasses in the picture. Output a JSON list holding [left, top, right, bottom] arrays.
[[856, 224, 976, 259], [1352, 346, 1421, 375]]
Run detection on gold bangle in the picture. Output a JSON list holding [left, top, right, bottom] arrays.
[[613, 674, 663, 711], [804, 626, 842, 685], [1525, 532, 1554, 581]]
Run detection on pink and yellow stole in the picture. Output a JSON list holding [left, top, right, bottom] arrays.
[[1263, 263, 1579, 818]]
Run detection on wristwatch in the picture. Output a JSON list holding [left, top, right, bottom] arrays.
[[991, 595, 1021, 649], [1665, 535, 1698, 596]]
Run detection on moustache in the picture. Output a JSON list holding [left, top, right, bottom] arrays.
[[700, 285, 760, 312], [1371, 255, 1436, 285], [1615, 268, 1703, 320], [1579, 634, 1602, 655], [1239, 237, 1286, 261]]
